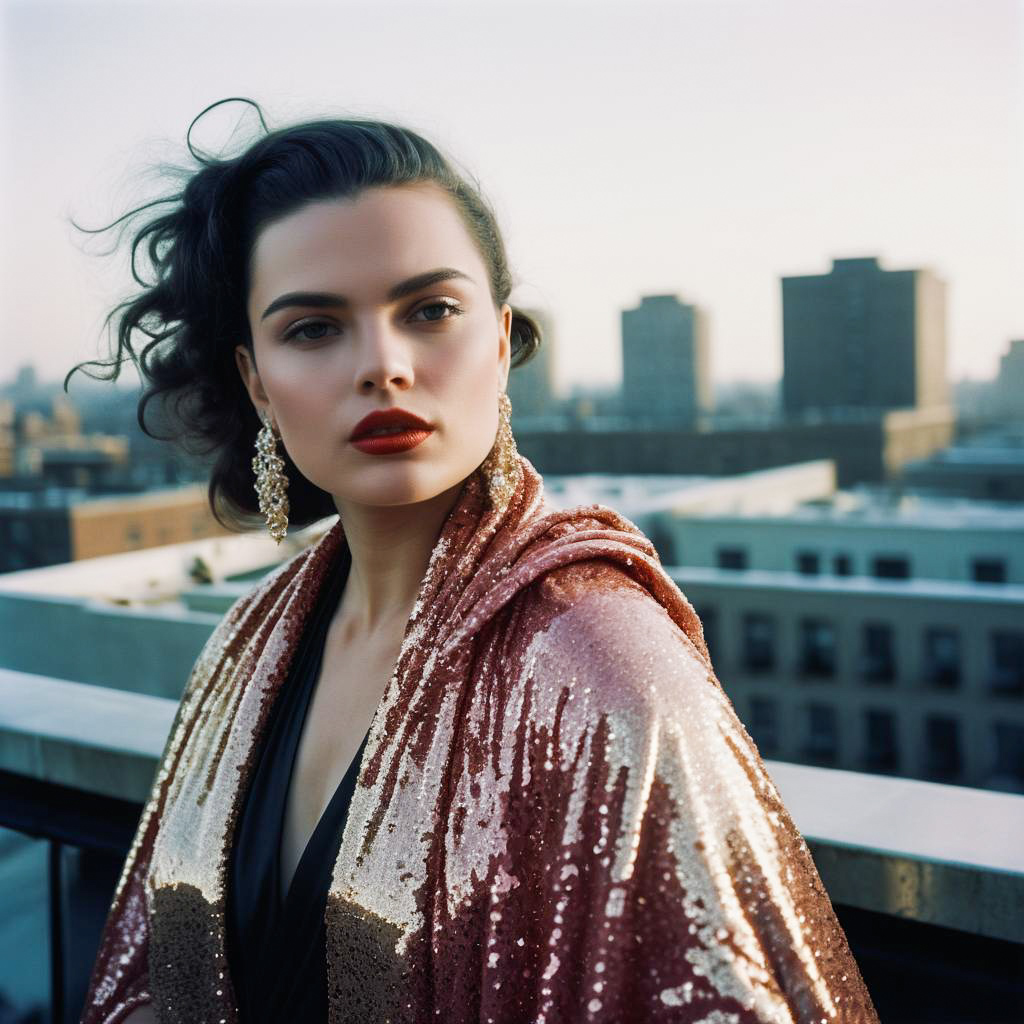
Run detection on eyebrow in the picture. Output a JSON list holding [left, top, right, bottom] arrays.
[[259, 267, 473, 321]]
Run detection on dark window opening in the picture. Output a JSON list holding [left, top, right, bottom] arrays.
[[923, 628, 960, 689], [872, 555, 910, 580], [989, 631, 1024, 697], [799, 618, 837, 678], [863, 710, 899, 772], [992, 721, 1024, 788], [742, 613, 776, 674], [716, 547, 748, 571], [860, 622, 896, 684], [796, 551, 820, 575], [924, 715, 961, 781], [972, 558, 1007, 584], [748, 697, 778, 756], [833, 553, 853, 576], [803, 703, 838, 765]]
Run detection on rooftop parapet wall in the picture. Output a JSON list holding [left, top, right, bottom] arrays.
[[2, 666, 1020, 945]]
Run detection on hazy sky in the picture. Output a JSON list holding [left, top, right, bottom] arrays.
[[2, 0, 1022, 396]]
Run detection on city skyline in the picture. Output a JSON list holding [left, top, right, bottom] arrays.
[[2, 0, 1021, 393]]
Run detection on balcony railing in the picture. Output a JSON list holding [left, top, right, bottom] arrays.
[[1, 666, 1023, 1022]]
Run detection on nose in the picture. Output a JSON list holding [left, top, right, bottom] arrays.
[[354, 316, 415, 394]]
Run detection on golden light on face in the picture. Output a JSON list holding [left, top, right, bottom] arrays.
[[236, 183, 513, 511]]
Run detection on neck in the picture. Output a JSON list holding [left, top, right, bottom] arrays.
[[331, 479, 466, 638]]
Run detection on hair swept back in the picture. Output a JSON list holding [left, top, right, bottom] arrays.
[[66, 96, 542, 532]]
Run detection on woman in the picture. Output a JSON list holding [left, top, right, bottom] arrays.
[[76, 98, 879, 1023]]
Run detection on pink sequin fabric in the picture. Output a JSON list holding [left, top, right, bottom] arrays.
[[81, 453, 879, 1023]]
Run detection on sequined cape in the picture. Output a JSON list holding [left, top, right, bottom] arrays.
[[81, 453, 879, 1024]]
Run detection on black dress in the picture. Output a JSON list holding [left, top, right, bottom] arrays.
[[226, 542, 372, 1022]]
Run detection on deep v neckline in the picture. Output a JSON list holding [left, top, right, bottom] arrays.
[[277, 722, 371, 911], [270, 540, 360, 912]]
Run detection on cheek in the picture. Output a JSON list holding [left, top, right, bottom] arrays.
[[261, 354, 338, 431], [433, 342, 500, 427]]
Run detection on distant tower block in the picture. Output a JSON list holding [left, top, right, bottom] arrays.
[[781, 257, 949, 418], [508, 306, 557, 418], [621, 295, 711, 427], [995, 340, 1024, 420]]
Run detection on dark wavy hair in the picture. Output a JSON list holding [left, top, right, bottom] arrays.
[[66, 96, 542, 532]]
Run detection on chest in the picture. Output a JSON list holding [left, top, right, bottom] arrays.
[[278, 624, 404, 903]]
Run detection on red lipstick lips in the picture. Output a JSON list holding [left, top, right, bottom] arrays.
[[349, 408, 435, 455]]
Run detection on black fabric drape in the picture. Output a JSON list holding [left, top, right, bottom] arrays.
[[226, 541, 371, 1022]]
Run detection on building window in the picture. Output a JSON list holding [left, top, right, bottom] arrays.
[[972, 558, 1007, 584], [798, 618, 837, 678], [742, 613, 776, 674], [924, 715, 961, 781], [872, 555, 910, 580], [859, 622, 896, 684], [992, 722, 1024, 789], [803, 703, 838, 765], [748, 697, 778, 756], [694, 605, 718, 665], [716, 546, 748, 571], [795, 551, 820, 575], [863, 710, 899, 772], [833, 553, 853, 576], [989, 631, 1024, 697], [923, 628, 960, 689]]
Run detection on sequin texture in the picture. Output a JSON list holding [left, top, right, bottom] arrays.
[[80, 455, 879, 1023]]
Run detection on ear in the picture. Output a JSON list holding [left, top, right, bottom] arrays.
[[498, 304, 513, 392], [234, 344, 272, 421]]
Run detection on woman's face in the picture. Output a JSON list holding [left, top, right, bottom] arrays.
[[237, 183, 512, 512]]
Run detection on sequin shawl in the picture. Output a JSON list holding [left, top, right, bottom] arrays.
[[81, 453, 879, 1024]]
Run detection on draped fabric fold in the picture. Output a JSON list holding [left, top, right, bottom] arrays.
[[80, 453, 879, 1024]]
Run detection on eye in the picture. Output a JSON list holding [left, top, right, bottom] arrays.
[[410, 298, 464, 322], [280, 298, 463, 343], [282, 319, 338, 343]]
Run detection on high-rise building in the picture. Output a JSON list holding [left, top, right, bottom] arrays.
[[621, 295, 710, 427], [781, 257, 949, 418]]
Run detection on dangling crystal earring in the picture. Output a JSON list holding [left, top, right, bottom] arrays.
[[252, 409, 289, 543], [479, 389, 521, 510]]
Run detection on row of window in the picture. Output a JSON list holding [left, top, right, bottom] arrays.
[[695, 607, 1024, 695], [714, 546, 1008, 583], [746, 699, 1024, 783]]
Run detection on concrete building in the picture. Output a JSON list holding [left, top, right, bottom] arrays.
[[901, 423, 1024, 503], [675, 569, 1024, 791], [782, 257, 949, 418], [645, 464, 1024, 793], [515, 403, 954, 486], [994, 339, 1024, 420], [656, 481, 1024, 586], [0, 483, 233, 572], [621, 294, 711, 427]]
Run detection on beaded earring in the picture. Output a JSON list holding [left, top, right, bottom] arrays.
[[252, 409, 290, 543], [479, 390, 521, 510]]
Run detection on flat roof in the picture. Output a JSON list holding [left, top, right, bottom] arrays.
[[669, 566, 1024, 602]]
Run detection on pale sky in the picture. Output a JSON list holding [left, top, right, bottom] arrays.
[[2, 0, 1022, 396]]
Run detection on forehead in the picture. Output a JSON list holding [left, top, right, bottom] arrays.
[[247, 183, 484, 301]]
